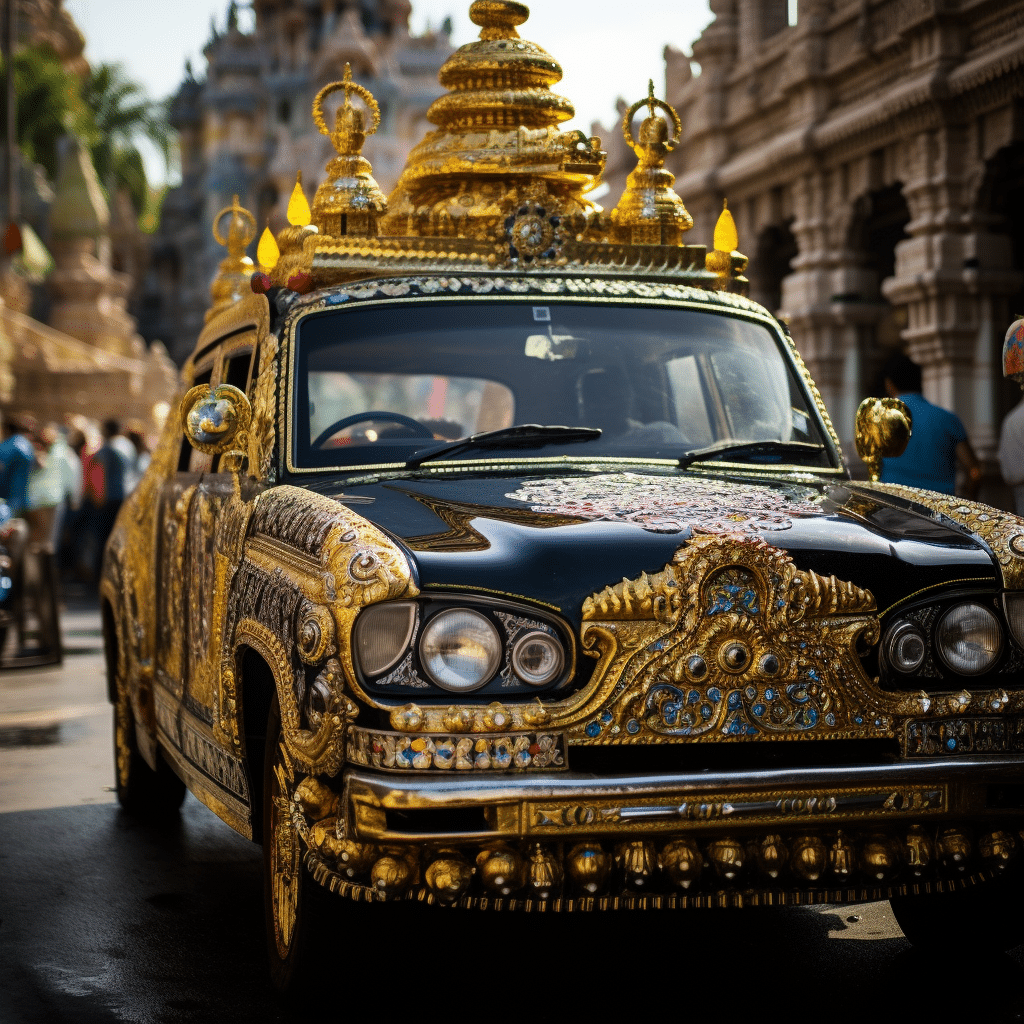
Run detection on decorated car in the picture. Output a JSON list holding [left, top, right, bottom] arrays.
[[102, 0, 1024, 990]]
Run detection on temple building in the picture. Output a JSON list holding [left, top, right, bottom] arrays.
[[150, 0, 453, 364], [0, 0, 176, 430], [664, 0, 1024, 481]]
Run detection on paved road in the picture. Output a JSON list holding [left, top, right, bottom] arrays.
[[2, 604, 1023, 1023]]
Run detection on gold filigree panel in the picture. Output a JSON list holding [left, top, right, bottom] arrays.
[[574, 533, 894, 744]]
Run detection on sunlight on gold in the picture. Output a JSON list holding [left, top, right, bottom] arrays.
[[257, 226, 280, 270]]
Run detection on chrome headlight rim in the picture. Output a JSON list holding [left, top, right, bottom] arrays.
[[883, 619, 927, 675], [418, 607, 503, 693], [935, 602, 1003, 677], [511, 630, 565, 687]]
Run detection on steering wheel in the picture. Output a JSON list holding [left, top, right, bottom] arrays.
[[311, 411, 434, 449]]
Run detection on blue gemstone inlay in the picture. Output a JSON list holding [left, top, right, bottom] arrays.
[[752, 703, 766, 717], [687, 690, 700, 705], [825, 713, 835, 727], [700, 704, 713, 720], [626, 719, 641, 734], [946, 738, 957, 750], [586, 721, 602, 737], [764, 689, 776, 701], [854, 716, 864, 725], [728, 692, 742, 710], [707, 687, 722, 702], [600, 711, 613, 723]]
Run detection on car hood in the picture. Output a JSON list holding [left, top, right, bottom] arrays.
[[302, 470, 997, 629]]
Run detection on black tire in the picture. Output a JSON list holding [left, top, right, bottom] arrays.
[[113, 678, 186, 816], [890, 873, 1021, 953], [263, 700, 332, 994]]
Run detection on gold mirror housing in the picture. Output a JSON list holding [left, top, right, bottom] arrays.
[[854, 397, 912, 482], [181, 383, 253, 456]]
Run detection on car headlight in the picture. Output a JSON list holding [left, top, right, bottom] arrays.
[[419, 609, 502, 692], [511, 630, 564, 686], [936, 603, 1002, 676], [353, 602, 417, 676], [884, 620, 927, 673]]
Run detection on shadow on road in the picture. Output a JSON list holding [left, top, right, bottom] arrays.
[[1, 798, 1022, 1023]]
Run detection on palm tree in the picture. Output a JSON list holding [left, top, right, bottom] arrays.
[[80, 62, 172, 216]]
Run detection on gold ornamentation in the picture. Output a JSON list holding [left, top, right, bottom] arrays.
[[576, 533, 884, 744], [296, 602, 336, 664], [854, 397, 912, 481], [527, 844, 563, 899], [271, 172, 319, 289], [378, 1, 604, 250], [346, 726, 565, 771], [610, 81, 692, 246], [755, 834, 788, 881], [861, 483, 1024, 589], [180, 383, 252, 456], [705, 201, 748, 291], [370, 851, 416, 897], [936, 826, 972, 873], [207, 196, 256, 323], [310, 65, 388, 243], [904, 825, 934, 877], [706, 837, 745, 881], [477, 846, 526, 896], [659, 838, 703, 889], [860, 834, 901, 882], [978, 830, 1016, 872], [616, 840, 655, 890], [425, 855, 475, 903], [269, 734, 300, 959], [789, 835, 827, 882], [566, 843, 611, 893], [247, 329, 277, 480]]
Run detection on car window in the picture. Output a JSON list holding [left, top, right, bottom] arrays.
[[292, 301, 831, 470]]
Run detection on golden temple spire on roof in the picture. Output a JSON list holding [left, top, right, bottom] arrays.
[[310, 65, 388, 243], [207, 196, 256, 322], [380, 0, 605, 245], [609, 81, 693, 246], [706, 200, 748, 290]]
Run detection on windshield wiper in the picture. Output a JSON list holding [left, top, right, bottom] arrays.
[[405, 424, 602, 469], [679, 439, 826, 469]]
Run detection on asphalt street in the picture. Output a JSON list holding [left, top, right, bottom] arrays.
[[2, 602, 1023, 1023]]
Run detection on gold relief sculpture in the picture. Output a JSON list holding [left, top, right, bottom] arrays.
[[574, 533, 887, 744], [854, 397, 912, 482], [610, 81, 692, 247]]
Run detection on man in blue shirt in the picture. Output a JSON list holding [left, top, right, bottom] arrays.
[[0, 415, 36, 517], [879, 354, 980, 497]]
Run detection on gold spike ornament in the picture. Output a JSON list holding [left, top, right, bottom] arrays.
[[273, 171, 319, 292], [705, 200, 748, 291], [207, 195, 256, 322], [311, 65, 388, 242], [610, 80, 693, 246]]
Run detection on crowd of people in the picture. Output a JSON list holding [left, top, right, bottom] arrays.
[[0, 414, 151, 584]]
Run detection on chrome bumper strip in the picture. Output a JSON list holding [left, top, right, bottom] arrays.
[[344, 757, 1024, 842]]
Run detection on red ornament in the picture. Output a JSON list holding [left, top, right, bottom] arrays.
[[250, 271, 272, 294], [287, 271, 313, 294]]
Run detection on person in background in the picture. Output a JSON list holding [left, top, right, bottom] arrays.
[[879, 353, 981, 498], [998, 396, 1024, 514], [28, 424, 81, 552], [126, 425, 151, 482], [87, 419, 132, 581], [0, 414, 36, 518]]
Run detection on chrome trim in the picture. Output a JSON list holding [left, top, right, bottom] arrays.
[[344, 757, 1024, 842]]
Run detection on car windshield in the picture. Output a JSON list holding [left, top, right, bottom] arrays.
[[291, 300, 834, 470]]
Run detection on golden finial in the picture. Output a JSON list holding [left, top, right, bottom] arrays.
[[310, 64, 387, 242], [706, 199, 748, 291], [287, 170, 312, 227], [609, 81, 692, 246], [207, 195, 256, 321]]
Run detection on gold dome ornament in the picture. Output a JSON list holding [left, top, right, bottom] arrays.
[[381, 0, 606, 245], [206, 196, 256, 322], [311, 65, 388, 243], [610, 81, 693, 246]]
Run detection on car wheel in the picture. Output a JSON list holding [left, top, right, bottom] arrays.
[[263, 699, 332, 994], [113, 682, 186, 816], [890, 874, 1021, 953]]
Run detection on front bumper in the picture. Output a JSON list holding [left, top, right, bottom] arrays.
[[345, 757, 1024, 843]]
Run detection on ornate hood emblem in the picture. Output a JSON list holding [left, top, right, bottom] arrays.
[[576, 534, 883, 743]]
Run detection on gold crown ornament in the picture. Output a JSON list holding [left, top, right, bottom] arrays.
[[207, 196, 256, 321]]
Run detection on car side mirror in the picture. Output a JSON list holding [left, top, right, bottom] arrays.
[[181, 383, 252, 462], [854, 397, 912, 482]]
